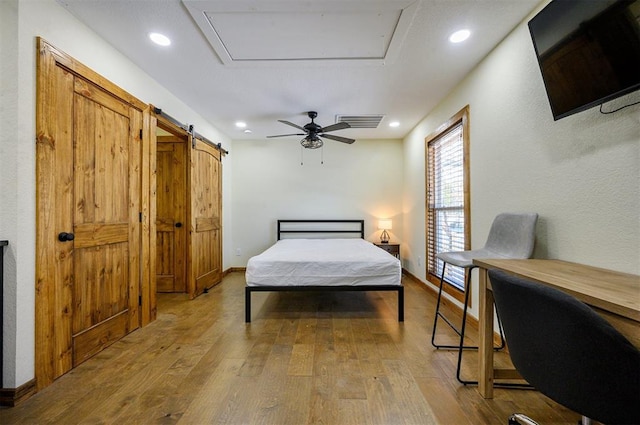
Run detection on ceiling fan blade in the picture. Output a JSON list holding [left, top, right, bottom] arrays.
[[278, 120, 306, 131], [267, 133, 306, 138], [320, 122, 350, 133], [321, 133, 355, 144]]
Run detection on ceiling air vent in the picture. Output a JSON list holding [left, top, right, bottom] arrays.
[[336, 115, 384, 129]]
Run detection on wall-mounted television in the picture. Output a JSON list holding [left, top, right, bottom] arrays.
[[528, 0, 640, 120]]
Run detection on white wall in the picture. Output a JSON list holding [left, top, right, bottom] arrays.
[[230, 138, 403, 266], [0, 0, 21, 391], [3, 0, 639, 393], [402, 3, 640, 319], [0, 0, 233, 388]]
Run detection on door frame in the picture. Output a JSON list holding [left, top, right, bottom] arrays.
[[35, 38, 154, 389], [151, 109, 223, 300], [153, 111, 190, 294]]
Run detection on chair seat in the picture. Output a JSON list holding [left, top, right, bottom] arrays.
[[436, 248, 509, 268]]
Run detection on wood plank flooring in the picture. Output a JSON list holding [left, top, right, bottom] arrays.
[[0, 272, 581, 424]]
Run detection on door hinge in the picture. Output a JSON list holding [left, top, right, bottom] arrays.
[[139, 129, 143, 139], [139, 295, 142, 306], [139, 212, 143, 222]]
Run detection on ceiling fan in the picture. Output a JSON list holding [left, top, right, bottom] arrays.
[[267, 111, 355, 149]]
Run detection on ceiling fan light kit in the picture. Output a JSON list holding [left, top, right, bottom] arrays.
[[268, 111, 355, 149], [300, 135, 323, 149]]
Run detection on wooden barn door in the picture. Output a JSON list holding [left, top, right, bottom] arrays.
[[71, 82, 141, 366], [36, 39, 145, 388], [156, 137, 187, 293], [188, 136, 222, 298]]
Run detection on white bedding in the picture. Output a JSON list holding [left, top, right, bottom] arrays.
[[245, 238, 402, 287]]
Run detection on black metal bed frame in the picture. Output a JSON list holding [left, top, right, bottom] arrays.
[[277, 219, 365, 240], [245, 220, 404, 323]]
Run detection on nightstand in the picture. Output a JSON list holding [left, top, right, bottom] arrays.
[[374, 242, 400, 259]]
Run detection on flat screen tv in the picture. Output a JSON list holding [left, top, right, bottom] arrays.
[[528, 0, 640, 120]]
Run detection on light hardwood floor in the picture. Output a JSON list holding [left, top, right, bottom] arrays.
[[0, 272, 580, 424]]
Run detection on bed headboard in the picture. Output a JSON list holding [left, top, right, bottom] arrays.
[[277, 220, 365, 240]]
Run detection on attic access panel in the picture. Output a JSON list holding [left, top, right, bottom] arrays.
[[183, 0, 418, 65]]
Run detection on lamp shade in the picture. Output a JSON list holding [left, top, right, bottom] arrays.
[[378, 219, 392, 230]]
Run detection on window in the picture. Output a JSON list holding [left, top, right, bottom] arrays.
[[425, 107, 470, 295]]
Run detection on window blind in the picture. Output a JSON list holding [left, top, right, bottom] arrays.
[[427, 123, 465, 290]]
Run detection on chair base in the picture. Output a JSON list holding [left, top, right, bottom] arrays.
[[508, 414, 538, 425], [509, 413, 592, 425]]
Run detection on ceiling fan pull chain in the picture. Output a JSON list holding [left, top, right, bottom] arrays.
[[321, 145, 324, 165], [300, 145, 304, 166]]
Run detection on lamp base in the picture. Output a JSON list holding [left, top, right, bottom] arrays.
[[380, 229, 390, 244], [379, 241, 389, 244]]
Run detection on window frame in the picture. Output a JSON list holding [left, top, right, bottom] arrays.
[[424, 106, 471, 302]]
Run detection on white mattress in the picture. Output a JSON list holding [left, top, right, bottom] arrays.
[[246, 238, 402, 287]]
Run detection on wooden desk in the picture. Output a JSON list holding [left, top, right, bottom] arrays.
[[474, 258, 640, 399]]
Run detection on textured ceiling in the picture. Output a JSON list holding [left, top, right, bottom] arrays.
[[56, 0, 540, 142]]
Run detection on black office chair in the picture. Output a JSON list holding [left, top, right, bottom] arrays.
[[431, 212, 538, 384], [489, 269, 640, 425]]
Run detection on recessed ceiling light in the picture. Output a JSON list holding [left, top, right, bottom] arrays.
[[389, 121, 400, 128], [244, 129, 252, 134], [235, 121, 247, 128], [449, 29, 471, 43], [149, 32, 171, 46]]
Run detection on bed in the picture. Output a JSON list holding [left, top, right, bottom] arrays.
[[245, 220, 403, 322]]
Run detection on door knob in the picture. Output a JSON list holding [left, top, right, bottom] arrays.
[[58, 232, 75, 242], [175, 222, 183, 228]]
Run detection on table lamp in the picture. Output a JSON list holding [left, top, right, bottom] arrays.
[[378, 219, 392, 243]]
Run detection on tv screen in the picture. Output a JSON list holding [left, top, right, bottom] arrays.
[[528, 0, 640, 120]]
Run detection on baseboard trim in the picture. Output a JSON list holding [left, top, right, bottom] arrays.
[[402, 268, 437, 296], [403, 267, 477, 328], [402, 268, 504, 347], [0, 378, 37, 407], [223, 267, 246, 276]]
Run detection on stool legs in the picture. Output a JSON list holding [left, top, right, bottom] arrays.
[[431, 262, 505, 385]]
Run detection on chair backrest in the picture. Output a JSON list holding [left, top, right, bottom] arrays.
[[489, 269, 640, 425], [483, 213, 538, 259]]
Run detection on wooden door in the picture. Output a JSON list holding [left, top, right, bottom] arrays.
[[188, 136, 222, 298], [71, 82, 141, 365], [36, 39, 145, 388], [156, 138, 187, 292]]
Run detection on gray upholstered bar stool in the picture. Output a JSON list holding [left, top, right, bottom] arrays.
[[431, 212, 538, 384]]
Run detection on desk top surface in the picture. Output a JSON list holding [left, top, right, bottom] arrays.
[[473, 258, 640, 323]]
